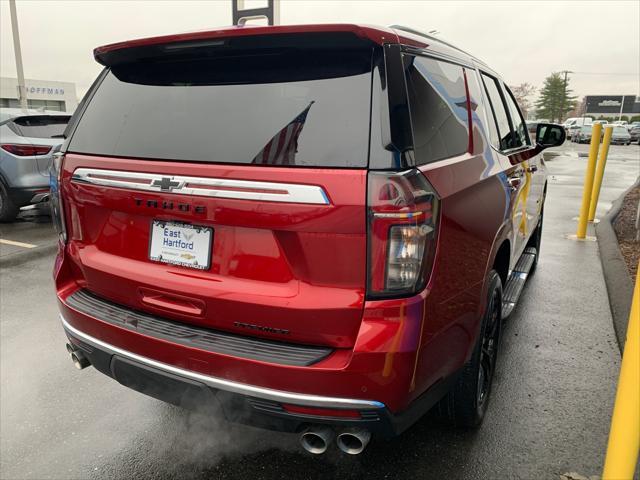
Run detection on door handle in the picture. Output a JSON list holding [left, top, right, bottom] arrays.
[[508, 177, 522, 190], [526, 165, 538, 173]]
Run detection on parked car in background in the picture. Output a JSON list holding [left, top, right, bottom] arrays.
[[628, 124, 640, 144], [563, 117, 592, 139], [0, 108, 71, 221], [563, 117, 593, 129], [593, 119, 608, 125], [612, 120, 628, 126], [52, 24, 565, 456], [566, 124, 582, 140], [609, 125, 632, 145], [573, 125, 594, 144], [626, 121, 640, 132], [527, 121, 539, 141]]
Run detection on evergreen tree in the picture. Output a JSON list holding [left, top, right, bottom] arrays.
[[535, 72, 577, 122]]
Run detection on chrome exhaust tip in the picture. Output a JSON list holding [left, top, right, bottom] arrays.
[[299, 426, 335, 455], [70, 350, 90, 370], [336, 428, 371, 455], [65, 343, 75, 354]]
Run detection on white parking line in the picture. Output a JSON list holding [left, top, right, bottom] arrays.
[[0, 239, 37, 249]]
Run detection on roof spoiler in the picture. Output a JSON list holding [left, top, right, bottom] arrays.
[[93, 24, 399, 67]]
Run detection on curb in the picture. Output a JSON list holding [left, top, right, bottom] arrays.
[[595, 176, 639, 351], [0, 242, 58, 269]]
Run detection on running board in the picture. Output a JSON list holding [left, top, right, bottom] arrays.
[[502, 247, 537, 319]]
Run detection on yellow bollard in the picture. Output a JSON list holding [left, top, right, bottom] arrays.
[[588, 126, 613, 222], [576, 122, 602, 238], [602, 264, 640, 480]]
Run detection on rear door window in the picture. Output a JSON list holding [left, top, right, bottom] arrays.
[[68, 50, 373, 168], [481, 73, 517, 151], [8, 116, 70, 139], [404, 55, 470, 164]]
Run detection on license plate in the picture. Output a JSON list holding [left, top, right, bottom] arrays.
[[149, 220, 212, 270]]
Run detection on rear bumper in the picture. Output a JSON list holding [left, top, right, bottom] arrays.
[[7, 186, 49, 207], [61, 313, 457, 437], [61, 313, 381, 411]]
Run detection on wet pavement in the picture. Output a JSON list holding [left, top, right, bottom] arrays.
[[0, 205, 56, 262], [1, 143, 639, 479]]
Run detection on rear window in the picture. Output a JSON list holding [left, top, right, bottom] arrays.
[[8, 115, 69, 139], [68, 49, 373, 168]]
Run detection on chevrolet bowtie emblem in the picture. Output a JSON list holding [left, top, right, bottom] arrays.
[[151, 177, 183, 192]]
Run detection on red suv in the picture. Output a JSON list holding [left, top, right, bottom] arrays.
[[52, 24, 564, 455]]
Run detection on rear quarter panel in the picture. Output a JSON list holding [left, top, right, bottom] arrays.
[[417, 150, 510, 398]]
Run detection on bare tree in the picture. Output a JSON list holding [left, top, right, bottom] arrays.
[[510, 82, 536, 119], [566, 97, 587, 119]]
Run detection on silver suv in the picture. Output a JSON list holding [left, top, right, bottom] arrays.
[[0, 108, 71, 221]]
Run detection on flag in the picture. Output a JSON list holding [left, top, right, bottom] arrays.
[[252, 101, 315, 165]]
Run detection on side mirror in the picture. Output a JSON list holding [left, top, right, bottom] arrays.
[[536, 123, 566, 149]]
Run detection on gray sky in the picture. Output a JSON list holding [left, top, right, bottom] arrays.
[[1, 0, 639, 101]]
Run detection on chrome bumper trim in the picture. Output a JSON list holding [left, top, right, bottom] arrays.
[[60, 314, 385, 410]]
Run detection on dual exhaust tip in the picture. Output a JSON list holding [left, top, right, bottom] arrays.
[[300, 426, 371, 455], [66, 343, 90, 370]]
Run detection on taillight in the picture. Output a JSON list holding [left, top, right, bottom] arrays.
[[1, 144, 52, 156], [367, 169, 439, 298], [49, 152, 67, 243]]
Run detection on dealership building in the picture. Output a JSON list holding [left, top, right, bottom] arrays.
[[584, 95, 640, 120], [0, 77, 78, 112]]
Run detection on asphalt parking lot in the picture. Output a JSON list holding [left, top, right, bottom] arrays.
[[1, 142, 639, 480], [0, 204, 56, 265]]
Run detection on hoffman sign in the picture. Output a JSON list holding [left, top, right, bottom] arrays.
[[26, 85, 65, 95]]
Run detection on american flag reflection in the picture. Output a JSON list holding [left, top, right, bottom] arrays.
[[252, 101, 315, 165]]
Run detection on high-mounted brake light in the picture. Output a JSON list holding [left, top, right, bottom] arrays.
[[367, 169, 439, 297], [49, 152, 67, 243], [1, 144, 52, 156]]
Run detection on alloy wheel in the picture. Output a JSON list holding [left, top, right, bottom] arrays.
[[477, 288, 500, 409]]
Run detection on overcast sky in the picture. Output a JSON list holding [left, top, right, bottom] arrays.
[[1, 0, 638, 101]]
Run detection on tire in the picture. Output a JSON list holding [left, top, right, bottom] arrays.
[[0, 182, 19, 222], [441, 270, 502, 428]]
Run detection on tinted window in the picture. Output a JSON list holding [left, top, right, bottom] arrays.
[[466, 70, 495, 156], [68, 50, 373, 167], [481, 73, 515, 151], [503, 87, 529, 147], [404, 55, 469, 164], [8, 116, 70, 138]]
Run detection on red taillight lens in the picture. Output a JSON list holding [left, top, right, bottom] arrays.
[[282, 404, 361, 419], [1, 144, 52, 156], [367, 169, 439, 297]]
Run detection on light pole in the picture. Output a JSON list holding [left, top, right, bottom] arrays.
[[560, 70, 572, 123], [617, 95, 625, 122], [9, 0, 28, 110]]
